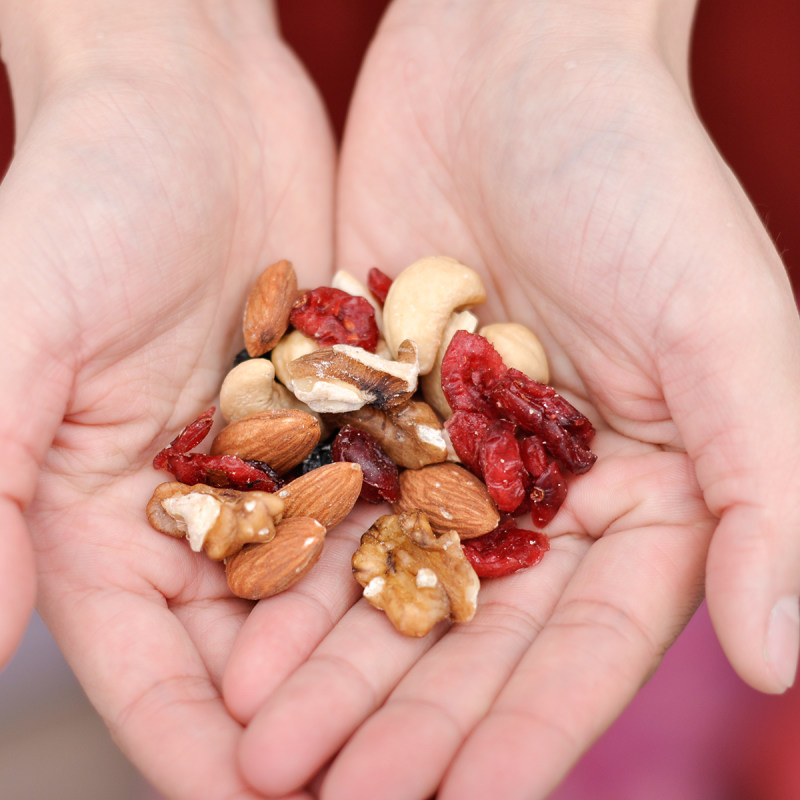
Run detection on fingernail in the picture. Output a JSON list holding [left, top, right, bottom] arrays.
[[765, 596, 800, 691]]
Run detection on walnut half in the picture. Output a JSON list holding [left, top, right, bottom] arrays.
[[146, 482, 284, 561], [352, 510, 480, 637]]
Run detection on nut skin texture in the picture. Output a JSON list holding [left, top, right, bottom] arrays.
[[352, 510, 480, 637], [330, 400, 448, 470], [210, 409, 321, 474], [276, 461, 364, 529], [393, 462, 500, 539], [243, 259, 298, 357], [146, 482, 285, 561], [478, 322, 550, 384], [226, 516, 326, 600], [382, 256, 487, 375]]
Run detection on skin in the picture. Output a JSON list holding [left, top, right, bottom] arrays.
[[1, 0, 798, 798]]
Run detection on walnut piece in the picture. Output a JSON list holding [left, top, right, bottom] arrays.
[[352, 510, 480, 637], [146, 482, 284, 561]]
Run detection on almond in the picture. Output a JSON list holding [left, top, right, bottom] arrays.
[[210, 408, 320, 474], [243, 259, 298, 357], [225, 516, 326, 600], [277, 461, 363, 529], [393, 462, 499, 539]]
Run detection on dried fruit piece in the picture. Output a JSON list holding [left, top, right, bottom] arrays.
[[367, 266, 393, 305], [530, 461, 568, 528], [478, 420, 528, 513], [152, 407, 216, 470], [519, 434, 549, 477], [443, 410, 492, 475], [290, 286, 379, 352], [393, 462, 500, 539], [243, 259, 298, 357], [352, 510, 480, 637], [146, 482, 284, 560], [440, 329, 507, 415], [159, 452, 282, 492], [462, 519, 549, 579], [225, 516, 326, 600], [332, 425, 400, 504]]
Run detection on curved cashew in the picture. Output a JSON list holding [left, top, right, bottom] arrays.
[[478, 322, 550, 384], [382, 256, 486, 374], [270, 330, 319, 390], [420, 310, 479, 419], [219, 357, 319, 424]]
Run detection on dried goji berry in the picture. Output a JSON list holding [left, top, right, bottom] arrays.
[[367, 267, 393, 305], [462, 519, 550, 579], [529, 462, 567, 528], [290, 287, 379, 352], [331, 425, 400, 504], [478, 420, 529, 513], [444, 410, 492, 475], [440, 330, 507, 415]]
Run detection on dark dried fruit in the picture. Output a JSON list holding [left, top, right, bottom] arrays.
[[331, 425, 400, 504], [478, 420, 528, 513], [461, 519, 550, 579], [440, 330, 507, 415], [530, 462, 567, 528], [299, 441, 334, 474], [290, 287, 379, 352], [367, 267, 393, 305]]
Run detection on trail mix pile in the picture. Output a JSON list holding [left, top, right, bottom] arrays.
[[145, 256, 596, 636]]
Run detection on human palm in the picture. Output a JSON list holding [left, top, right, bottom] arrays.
[[0, 7, 334, 797], [230, 3, 800, 799]]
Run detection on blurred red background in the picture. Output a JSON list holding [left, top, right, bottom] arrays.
[[0, 1, 798, 797]]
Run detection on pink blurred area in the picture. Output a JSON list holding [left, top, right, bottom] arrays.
[[0, 1, 798, 797]]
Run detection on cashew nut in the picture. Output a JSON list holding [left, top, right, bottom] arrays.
[[382, 256, 487, 374], [219, 357, 321, 425], [270, 330, 319, 390], [420, 310, 479, 419], [478, 322, 550, 384]]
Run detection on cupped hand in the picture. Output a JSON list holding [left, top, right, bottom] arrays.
[[0, 1, 334, 796], [229, 2, 800, 798]]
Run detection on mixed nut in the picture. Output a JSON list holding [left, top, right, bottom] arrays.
[[145, 256, 597, 636]]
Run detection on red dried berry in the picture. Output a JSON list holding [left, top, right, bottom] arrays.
[[367, 267, 393, 306], [529, 461, 567, 528], [462, 519, 550, 579], [444, 410, 492, 476], [478, 420, 529, 513], [331, 425, 400, 504], [440, 330, 508, 416], [290, 287, 379, 352], [152, 407, 216, 469], [161, 453, 281, 492], [519, 434, 549, 477]]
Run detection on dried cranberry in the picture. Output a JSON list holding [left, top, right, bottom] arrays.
[[161, 453, 280, 492], [529, 462, 567, 528], [519, 434, 549, 477], [153, 406, 216, 469], [478, 420, 528, 513], [367, 267, 393, 305], [440, 330, 508, 416], [444, 410, 492, 476], [462, 519, 550, 579], [331, 425, 400, 504], [290, 287, 379, 352]]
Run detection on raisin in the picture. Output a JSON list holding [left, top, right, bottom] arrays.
[[331, 425, 400, 504], [440, 330, 507, 416], [529, 462, 567, 528], [367, 267, 393, 305], [290, 287, 379, 352], [462, 519, 550, 579], [478, 420, 528, 513], [444, 410, 492, 476], [299, 441, 334, 474]]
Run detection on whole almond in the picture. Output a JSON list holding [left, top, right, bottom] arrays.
[[243, 259, 298, 356], [277, 461, 363, 529], [225, 516, 326, 600], [210, 408, 320, 474], [393, 462, 499, 539]]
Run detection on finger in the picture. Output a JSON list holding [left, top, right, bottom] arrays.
[[222, 511, 373, 723], [319, 538, 587, 800], [658, 236, 800, 693]]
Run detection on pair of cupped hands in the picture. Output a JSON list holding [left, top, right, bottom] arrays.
[[1, 1, 798, 798]]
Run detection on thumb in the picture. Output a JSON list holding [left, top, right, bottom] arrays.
[[662, 252, 800, 693]]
